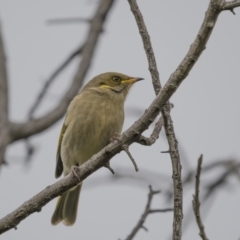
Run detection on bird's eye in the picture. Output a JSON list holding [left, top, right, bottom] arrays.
[[112, 76, 121, 82]]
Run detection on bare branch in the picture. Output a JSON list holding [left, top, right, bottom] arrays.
[[27, 44, 85, 119], [192, 155, 209, 240], [221, 0, 240, 12], [0, 20, 11, 165], [125, 186, 173, 240], [128, 0, 161, 95], [0, 22, 8, 117], [103, 161, 115, 174], [122, 144, 139, 172], [127, 1, 182, 239], [9, 0, 115, 142], [136, 116, 163, 146]]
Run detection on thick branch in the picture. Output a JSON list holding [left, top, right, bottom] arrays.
[[9, 0, 115, 142], [192, 155, 209, 240], [0, 0, 236, 234], [27, 44, 85, 119], [0, 20, 10, 165], [127, 1, 182, 239], [125, 186, 173, 240]]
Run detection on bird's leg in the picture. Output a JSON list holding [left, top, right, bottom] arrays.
[[71, 163, 80, 181]]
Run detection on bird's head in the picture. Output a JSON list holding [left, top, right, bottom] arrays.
[[83, 72, 144, 99]]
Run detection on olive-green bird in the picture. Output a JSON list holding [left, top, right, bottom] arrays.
[[51, 72, 143, 226]]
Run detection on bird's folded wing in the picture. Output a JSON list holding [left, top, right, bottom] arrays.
[[55, 123, 68, 178]]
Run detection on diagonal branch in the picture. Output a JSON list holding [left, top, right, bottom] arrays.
[[127, 1, 182, 239], [27, 44, 85, 119], [9, 0, 115, 142], [192, 155, 209, 240], [0, 0, 239, 235]]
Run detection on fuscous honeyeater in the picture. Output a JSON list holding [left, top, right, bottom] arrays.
[[51, 72, 143, 226]]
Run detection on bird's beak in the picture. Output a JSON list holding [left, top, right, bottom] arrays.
[[121, 77, 144, 84]]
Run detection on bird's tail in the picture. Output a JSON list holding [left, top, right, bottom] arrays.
[[51, 184, 82, 226]]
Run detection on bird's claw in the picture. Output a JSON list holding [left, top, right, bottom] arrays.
[[110, 133, 121, 143], [71, 165, 80, 181]]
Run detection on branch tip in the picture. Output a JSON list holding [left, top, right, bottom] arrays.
[[230, 8, 236, 15], [161, 150, 171, 154], [192, 154, 209, 240], [104, 162, 115, 174], [122, 144, 139, 172]]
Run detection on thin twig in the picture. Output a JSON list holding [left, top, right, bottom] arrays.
[[0, 21, 10, 166], [136, 116, 163, 146], [122, 144, 139, 172], [104, 161, 115, 174], [192, 155, 209, 240], [204, 161, 240, 200], [27, 44, 85, 119], [47, 17, 91, 25], [125, 186, 173, 240], [221, 0, 240, 11], [161, 150, 171, 154], [127, 1, 183, 239]]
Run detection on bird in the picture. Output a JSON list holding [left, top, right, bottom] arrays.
[[51, 72, 144, 226]]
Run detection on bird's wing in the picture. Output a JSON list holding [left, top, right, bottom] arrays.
[[55, 123, 68, 178]]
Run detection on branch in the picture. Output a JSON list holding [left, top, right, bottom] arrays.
[[27, 44, 85, 119], [125, 186, 173, 240], [9, 0, 115, 142], [221, 0, 240, 14], [136, 116, 163, 146], [122, 144, 139, 172], [0, 20, 10, 165], [127, 1, 182, 239], [192, 155, 209, 240], [204, 161, 240, 200], [0, 0, 237, 234]]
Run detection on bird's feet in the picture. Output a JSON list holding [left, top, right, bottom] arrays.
[[110, 133, 121, 143], [71, 164, 80, 181]]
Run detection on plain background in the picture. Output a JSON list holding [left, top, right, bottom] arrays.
[[0, 0, 240, 239]]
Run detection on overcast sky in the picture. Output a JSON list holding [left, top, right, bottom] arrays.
[[0, 1, 240, 239]]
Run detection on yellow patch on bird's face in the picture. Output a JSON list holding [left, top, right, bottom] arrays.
[[99, 84, 111, 89]]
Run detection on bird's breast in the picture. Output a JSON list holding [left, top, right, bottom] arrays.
[[61, 91, 124, 172]]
